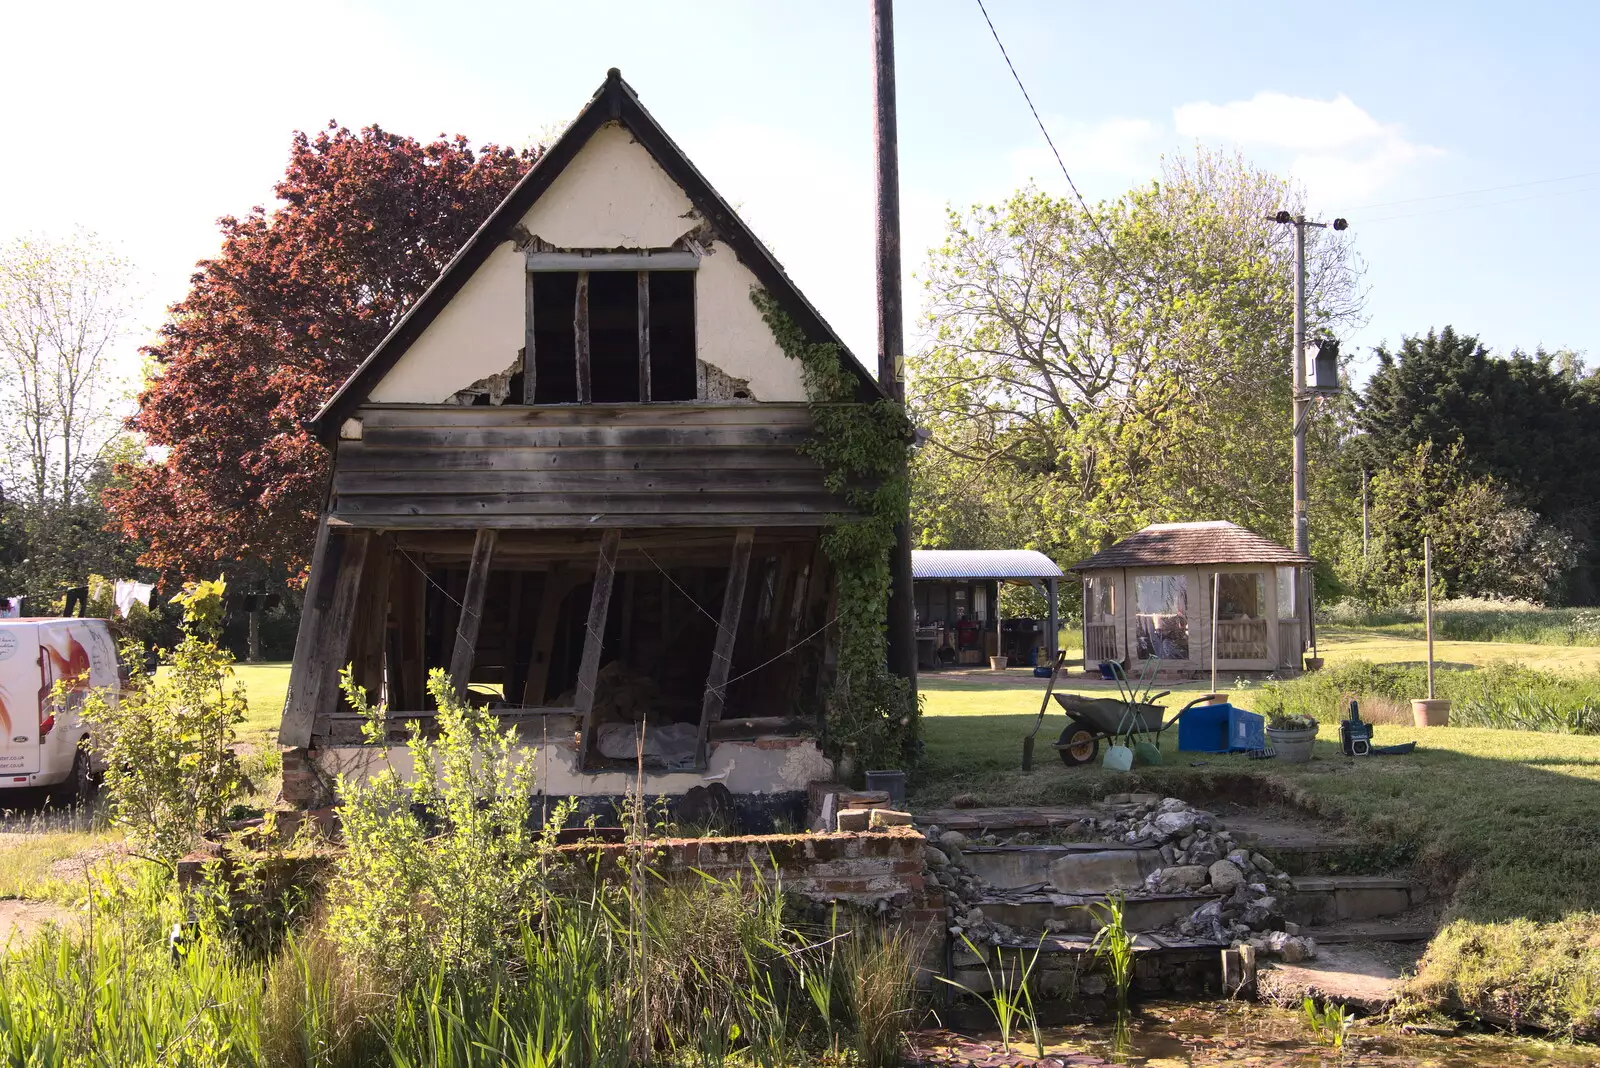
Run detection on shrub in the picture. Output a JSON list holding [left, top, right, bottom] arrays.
[[80, 576, 248, 865], [1252, 658, 1600, 735], [328, 667, 567, 988]]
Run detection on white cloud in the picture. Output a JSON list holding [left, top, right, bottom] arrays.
[[1172, 92, 1442, 201]]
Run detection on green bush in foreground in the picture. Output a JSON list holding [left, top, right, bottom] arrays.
[[81, 577, 248, 865]]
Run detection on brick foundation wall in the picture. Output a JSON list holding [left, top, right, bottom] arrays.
[[561, 825, 945, 955]]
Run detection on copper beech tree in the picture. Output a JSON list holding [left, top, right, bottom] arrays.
[[107, 123, 536, 579]]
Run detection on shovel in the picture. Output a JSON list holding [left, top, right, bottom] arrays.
[[1022, 649, 1068, 772]]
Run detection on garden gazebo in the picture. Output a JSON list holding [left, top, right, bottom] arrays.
[[1067, 521, 1313, 675]]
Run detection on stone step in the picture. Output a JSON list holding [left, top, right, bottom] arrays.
[[956, 843, 1164, 894], [1218, 812, 1384, 876], [1301, 921, 1436, 944], [948, 931, 1225, 995], [916, 806, 1100, 834], [972, 891, 1214, 934], [1285, 875, 1428, 926]]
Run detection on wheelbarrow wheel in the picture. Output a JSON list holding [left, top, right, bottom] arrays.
[[1058, 726, 1099, 766]]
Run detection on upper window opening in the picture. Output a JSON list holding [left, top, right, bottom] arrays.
[[531, 272, 579, 403], [588, 271, 641, 403], [649, 272, 697, 402], [524, 258, 700, 406]]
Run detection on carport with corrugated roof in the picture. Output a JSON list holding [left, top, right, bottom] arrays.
[[910, 549, 1064, 669]]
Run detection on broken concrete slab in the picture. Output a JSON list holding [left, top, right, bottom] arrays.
[[1259, 941, 1412, 1013]]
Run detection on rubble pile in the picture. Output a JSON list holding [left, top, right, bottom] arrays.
[[921, 794, 1317, 962]]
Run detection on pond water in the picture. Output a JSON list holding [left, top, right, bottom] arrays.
[[906, 1002, 1598, 1066]]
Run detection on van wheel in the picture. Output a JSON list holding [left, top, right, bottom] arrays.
[[51, 748, 95, 807]]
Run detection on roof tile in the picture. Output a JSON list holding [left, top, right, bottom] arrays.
[[1066, 521, 1312, 571]]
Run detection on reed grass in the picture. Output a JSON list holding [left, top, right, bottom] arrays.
[[0, 854, 925, 1066]]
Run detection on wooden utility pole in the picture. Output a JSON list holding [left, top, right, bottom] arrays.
[[873, 0, 918, 705]]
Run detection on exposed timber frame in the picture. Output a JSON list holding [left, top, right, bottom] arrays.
[[695, 527, 755, 767], [281, 525, 370, 748], [447, 529, 498, 697], [575, 528, 622, 768]]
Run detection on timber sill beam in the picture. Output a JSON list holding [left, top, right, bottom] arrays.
[[696, 526, 756, 768]]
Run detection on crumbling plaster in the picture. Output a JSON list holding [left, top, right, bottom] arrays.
[[365, 121, 804, 405], [315, 733, 832, 798]]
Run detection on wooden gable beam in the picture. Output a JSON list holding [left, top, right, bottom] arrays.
[[447, 529, 497, 697], [696, 526, 755, 767]]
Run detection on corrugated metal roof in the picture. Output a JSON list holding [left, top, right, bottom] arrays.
[[912, 549, 1065, 581], [1066, 521, 1312, 571]]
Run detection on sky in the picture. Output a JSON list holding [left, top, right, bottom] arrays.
[[3, 0, 1596, 387]]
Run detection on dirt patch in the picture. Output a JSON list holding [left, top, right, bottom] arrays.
[[0, 899, 76, 947]]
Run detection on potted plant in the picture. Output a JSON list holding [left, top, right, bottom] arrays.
[[1266, 712, 1319, 764]]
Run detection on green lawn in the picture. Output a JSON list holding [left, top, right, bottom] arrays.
[[229, 661, 290, 745]]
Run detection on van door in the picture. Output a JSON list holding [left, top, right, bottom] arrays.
[[0, 626, 41, 776]]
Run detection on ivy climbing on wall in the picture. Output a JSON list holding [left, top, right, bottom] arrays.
[[751, 288, 921, 774]]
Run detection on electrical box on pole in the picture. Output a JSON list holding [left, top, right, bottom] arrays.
[[1305, 339, 1340, 395]]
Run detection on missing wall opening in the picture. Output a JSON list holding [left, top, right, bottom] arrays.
[[532, 272, 579, 403], [649, 271, 697, 401], [588, 271, 641, 403]]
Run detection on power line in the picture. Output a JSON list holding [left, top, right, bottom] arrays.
[[1353, 169, 1600, 211], [1360, 181, 1600, 224], [973, 0, 1132, 278]]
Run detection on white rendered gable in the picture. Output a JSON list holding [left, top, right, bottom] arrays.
[[367, 122, 804, 405]]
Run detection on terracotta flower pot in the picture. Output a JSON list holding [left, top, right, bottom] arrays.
[[1412, 698, 1451, 727], [989, 655, 1008, 671]]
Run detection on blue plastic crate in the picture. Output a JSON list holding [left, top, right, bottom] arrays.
[[1177, 703, 1265, 754]]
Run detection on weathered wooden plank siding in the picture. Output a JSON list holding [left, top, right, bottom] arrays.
[[332, 403, 847, 528]]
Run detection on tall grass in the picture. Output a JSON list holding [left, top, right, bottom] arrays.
[[0, 859, 924, 1067], [1323, 597, 1600, 647], [1250, 658, 1600, 735]]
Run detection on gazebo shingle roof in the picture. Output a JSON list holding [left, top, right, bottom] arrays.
[[1066, 521, 1313, 571]]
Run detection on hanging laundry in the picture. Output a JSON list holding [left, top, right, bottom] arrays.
[[113, 580, 155, 619]]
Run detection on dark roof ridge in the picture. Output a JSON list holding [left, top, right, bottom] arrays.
[[310, 69, 884, 442]]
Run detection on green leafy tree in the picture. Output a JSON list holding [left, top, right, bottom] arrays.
[[81, 577, 247, 865], [910, 150, 1363, 566], [1355, 441, 1575, 605], [1355, 327, 1599, 601]]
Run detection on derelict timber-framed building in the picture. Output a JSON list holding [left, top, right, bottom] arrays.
[[277, 70, 889, 822]]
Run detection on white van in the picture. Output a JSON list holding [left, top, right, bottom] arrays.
[[0, 618, 119, 803]]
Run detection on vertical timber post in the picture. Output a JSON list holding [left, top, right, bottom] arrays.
[[873, 0, 919, 713], [576, 529, 622, 769], [697, 527, 756, 768], [448, 529, 497, 698]]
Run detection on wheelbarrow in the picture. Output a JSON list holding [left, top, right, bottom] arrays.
[[1050, 693, 1216, 766]]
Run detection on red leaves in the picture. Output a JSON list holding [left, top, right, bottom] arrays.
[[108, 124, 535, 579]]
